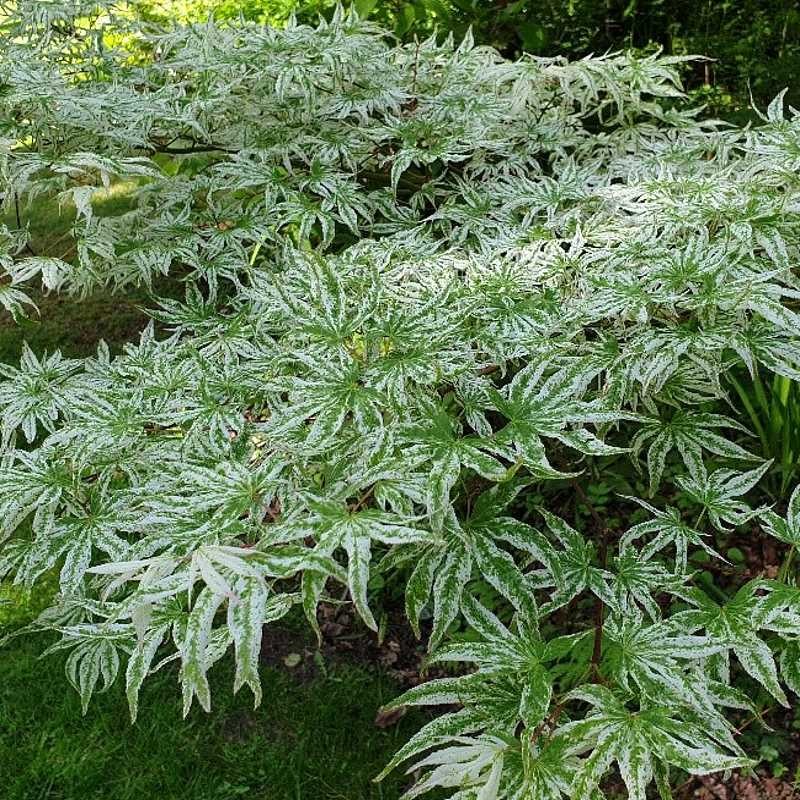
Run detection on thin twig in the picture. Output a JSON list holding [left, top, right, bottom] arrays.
[[529, 696, 567, 748], [14, 192, 37, 256], [350, 485, 375, 513], [151, 143, 238, 155]]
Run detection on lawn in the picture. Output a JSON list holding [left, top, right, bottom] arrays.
[[0, 628, 430, 800], [0, 186, 178, 364]]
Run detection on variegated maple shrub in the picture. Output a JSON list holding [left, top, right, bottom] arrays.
[[2, 3, 800, 798]]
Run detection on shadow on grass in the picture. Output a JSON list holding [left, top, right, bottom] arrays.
[[0, 634, 431, 800], [0, 182, 186, 364]]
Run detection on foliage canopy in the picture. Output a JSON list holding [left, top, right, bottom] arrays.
[[2, 3, 800, 798]]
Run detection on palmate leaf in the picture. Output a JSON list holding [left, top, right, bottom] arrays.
[[376, 707, 487, 783], [89, 548, 304, 716], [671, 581, 793, 707], [0, 344, 81, 447], [265, 252, 382, 349], [432, 596, 554, 730], [41, 624, 131, 715], [227, 575, 269, 707], [675, 461, 772, 532], [620, 497, 722, 573], [46, 493, 130, 594], [556, 685, 751, 800], [403, 735, 509, 800], [275, 357, 389, 449], [471, 528, 538, 624], [490, 360, 629, 478], [404, 544, 442, 638], [607, 547, 677, 620], [761, 482, 800, 546], [401, 402, 506, 532], [462, 484, 543, 623], [403, 495, 541, 649], [279, 500, 430, 631], [384, 596, 557, 739], [396, 731, 578, 800], [601, 614, 738, 745], [536, 511, 615, 613], [758, 584, 800, 697], [0, 282, 36, 322], [149, 456, 287, 525], [731, 322, 800, 383], [779, 641, 800, 697], [631, 411, 758, 494], [66, 637, 123, 715], [391, 598, 594, 790], [3, 469, 133, 588], [364, 299, 470, 402], [5, 255, 72, 292]]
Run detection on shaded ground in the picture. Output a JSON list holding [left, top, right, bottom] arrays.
[[0, 280, 180, 364], [683, 773, 799, 799], [262, 603, 439, 688], [0, 630, 436, 800], [0, 185, 182, 364]]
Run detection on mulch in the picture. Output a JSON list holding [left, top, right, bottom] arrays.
[[260, 602, 440, 689]]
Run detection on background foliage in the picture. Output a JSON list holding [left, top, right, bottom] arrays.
[[144, 0, 800, 114]]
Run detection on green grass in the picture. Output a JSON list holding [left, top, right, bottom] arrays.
[[6, 183, 134, 258], [0, 189, 433, 799], [0, 283, 173, 364], [0, 183, 182, 364], [0, 634, 429, 800], [0, 272, 189, 363]]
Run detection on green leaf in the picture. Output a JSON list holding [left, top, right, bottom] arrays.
[[405, 547, 443, 638], [353, 0, 379, 17], [229, 576, 268, 706], [180, 587, 226, 715], [429, 537, 471, 648], [779, 641, 800, 696], [126, 627, 168, 723]]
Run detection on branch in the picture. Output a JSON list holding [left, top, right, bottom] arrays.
[[13, 192, 37, 257], [529, 696, 567, 748], [151, 143, 239, 155]]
